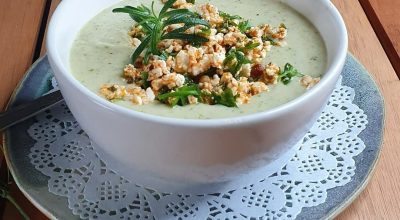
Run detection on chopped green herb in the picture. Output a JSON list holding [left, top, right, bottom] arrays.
[[262, 35, 278, 46], [239, 41, 260, 51], [279, 63, 304, 85], [223, 50, 236, 66], [213, 88, 237, 107], [238, 20, 251, 33], [224, 49, 252, 75], [140, 72, 150, 89], [219, 11, 242, 20], [219, 11, 244, 30], [233, 51, 252, 74], [157, 85, 201, 106]]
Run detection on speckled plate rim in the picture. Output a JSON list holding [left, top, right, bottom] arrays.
[[1, 53, 385, 220], [2, 56, 55, 219], [324, 54, 385, 220]]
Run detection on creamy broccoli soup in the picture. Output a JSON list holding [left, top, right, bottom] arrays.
[[70, 0, 326, 119]]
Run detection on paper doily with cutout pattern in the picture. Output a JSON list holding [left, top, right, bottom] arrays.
[[27, 77, 367, 219]]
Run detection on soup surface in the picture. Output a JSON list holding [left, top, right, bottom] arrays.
[[70, 0, 327, 119]]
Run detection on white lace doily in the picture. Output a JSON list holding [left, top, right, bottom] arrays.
[[28, 77, 368, 219]]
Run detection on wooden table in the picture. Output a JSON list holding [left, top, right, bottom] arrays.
[[1, 0, 400, 219]]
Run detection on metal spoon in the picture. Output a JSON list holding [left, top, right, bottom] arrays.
[[0, 91, 64, 131]]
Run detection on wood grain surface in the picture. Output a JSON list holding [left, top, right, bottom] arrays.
[[0, 1, 51, 219], [0, 0, 46, 110], [359, 0, 400, 77], [1, 0, 400, 219], [334, 0, 400, 219], [40, 0, 61, 56]]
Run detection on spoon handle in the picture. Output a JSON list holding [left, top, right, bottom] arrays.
[[0, 91, 64, 131]]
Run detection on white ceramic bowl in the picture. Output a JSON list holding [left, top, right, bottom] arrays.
[[47, 0, 347, 186]]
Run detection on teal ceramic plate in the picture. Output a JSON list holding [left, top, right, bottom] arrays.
[[2, 54, 384, 219]]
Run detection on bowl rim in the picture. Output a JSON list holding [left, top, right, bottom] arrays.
[[47, 0, 348, 128]]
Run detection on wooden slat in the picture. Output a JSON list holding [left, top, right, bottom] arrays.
[[332, 0, 400, 219], [40, 0, 62, 56], [359, 0, 400, 78], [0, 0, 48, 219], [0, 0, 46, 110]]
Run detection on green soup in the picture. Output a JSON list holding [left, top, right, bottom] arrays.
[[70, 0, 327, 119]]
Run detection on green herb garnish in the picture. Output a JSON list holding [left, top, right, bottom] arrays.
[[198, 27, 212, 37], [157, 84, 201, 106], [113, 0, 210, 64], [219, 11, 242, 20], [238, 20, 251, 33], [213, 88, 237, 107], [239, 41, 260, 52], [219, 11, 243, 30], [262, 35, 278, 46], [224, 49, 252, 75], [140, 72, 150, 89], [219, 11, 253, 34], [279, 63, 304, 85]]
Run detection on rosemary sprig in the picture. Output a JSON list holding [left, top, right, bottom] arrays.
[[113, 0, 210, 64]]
